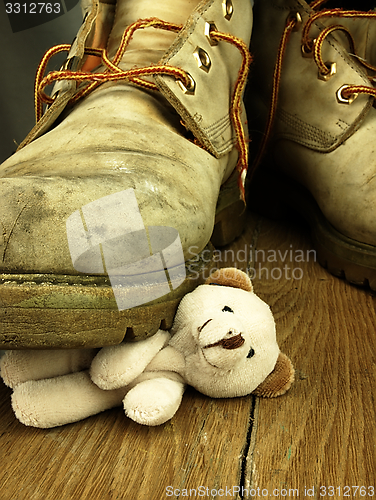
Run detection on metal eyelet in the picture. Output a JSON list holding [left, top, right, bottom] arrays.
[[287, 11, 302, 32], [336, 84, 358, 105], [301, 39, 316, 58], [318, 62, 337, 81], [222, 0, 233, 20], [177, 73, 196, 95], [193, 47, 211, 73], [205, 21, 219, 46]]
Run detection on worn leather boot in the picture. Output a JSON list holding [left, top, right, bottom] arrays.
[[0, 0, 252, 348], [247, 0, 376, 289]]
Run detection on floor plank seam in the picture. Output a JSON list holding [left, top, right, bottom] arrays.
[[238, 396, 257, 500]]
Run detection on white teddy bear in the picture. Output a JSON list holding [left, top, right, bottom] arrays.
[[0, 268, 294, 427]]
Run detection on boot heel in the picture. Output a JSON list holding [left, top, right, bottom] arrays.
[[212, 193, 247, 247]]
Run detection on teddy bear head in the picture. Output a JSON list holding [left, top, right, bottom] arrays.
[[169, 268, 294, 399]]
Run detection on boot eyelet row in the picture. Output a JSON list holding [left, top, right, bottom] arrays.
[[178, 7, 236, 95]]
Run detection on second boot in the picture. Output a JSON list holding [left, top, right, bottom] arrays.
[[247, 0, 376, 289]]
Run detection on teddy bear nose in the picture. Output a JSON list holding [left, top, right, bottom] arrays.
[[204, 332, 245, 350]]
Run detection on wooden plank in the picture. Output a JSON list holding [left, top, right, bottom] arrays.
[[0, 376, 253, 499], [242, 215, 376, 497]]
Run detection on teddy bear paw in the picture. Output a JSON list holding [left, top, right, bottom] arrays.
[[123, 377, 184, 426]]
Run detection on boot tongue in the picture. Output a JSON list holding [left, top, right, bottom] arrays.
[[106, 0, 201, 70]]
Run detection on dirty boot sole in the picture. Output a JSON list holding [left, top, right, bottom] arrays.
[[248, 169, 376, 290], [0, 247, 214, 349]]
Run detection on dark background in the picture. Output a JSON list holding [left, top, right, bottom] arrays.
[[0, 1, 82, 162]]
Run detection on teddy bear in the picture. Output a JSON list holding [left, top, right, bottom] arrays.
[[0, 268, 294, 428]]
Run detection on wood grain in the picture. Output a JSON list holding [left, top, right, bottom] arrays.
[[242, 215, 376, 498], [0, 382, 253, 499], [1, 211, 376, 499]]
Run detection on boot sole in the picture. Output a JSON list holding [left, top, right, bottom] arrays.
[[0, 249, 212, 349], [248, 169, 376, 290], [0, 190, 246, 349]]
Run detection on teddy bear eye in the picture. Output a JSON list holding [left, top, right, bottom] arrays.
[[222, 305, 234, 313], [247, 348, 255, 359]]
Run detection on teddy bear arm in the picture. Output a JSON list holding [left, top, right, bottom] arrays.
[[252, 352, 295, 398], [90, 330, 171, 390], [144, 346, 185, 374]]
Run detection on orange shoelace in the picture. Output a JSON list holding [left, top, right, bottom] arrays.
[[34, 17, 251, 202], [252, 0, 376, 176]]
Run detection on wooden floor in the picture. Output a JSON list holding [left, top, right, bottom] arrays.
[[0, 211, 375, 500]]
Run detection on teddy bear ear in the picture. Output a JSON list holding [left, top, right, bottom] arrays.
[[252, 352, 295, 398], [205, 267, 253, 292]]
